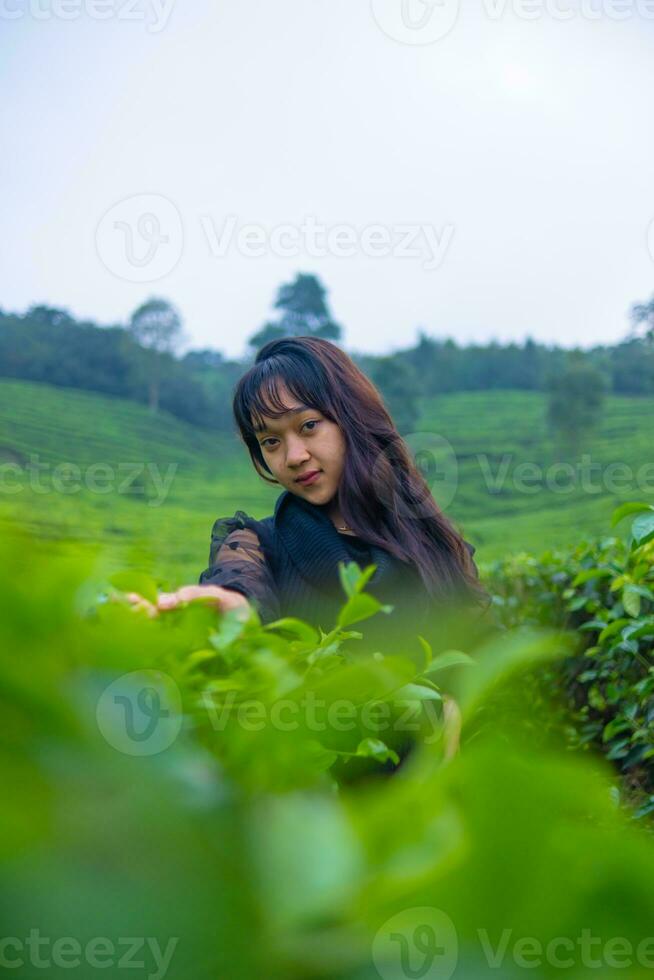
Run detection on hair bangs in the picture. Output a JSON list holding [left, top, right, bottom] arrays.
[[238, 356, 328, 436]]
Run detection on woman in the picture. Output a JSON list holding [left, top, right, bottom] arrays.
[[141, 336, 489, 650]]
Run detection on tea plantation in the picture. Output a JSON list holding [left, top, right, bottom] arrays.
[[3, 378, 654, 977], [1, 378, 653, 584]]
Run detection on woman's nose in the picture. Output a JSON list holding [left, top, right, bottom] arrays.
[[285, 436, 311, 467]]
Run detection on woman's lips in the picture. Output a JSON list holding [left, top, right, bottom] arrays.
[[296, 470, 321, 486]]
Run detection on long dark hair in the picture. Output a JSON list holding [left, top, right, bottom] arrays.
[[233, 336, 486, 605]]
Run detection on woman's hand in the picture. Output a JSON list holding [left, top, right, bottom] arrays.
[[125, 585, 252, 619]]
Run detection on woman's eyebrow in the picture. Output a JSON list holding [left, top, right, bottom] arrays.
[[254, 406, 312, 434]]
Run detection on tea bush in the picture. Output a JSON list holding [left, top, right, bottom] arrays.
[[487, 502, 654, 818], [4, 523, 654, 977]]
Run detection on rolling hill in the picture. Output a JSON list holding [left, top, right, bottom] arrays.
[[1, 379, 653, 585]]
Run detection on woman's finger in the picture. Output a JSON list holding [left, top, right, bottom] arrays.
[[155, 585, 251, 616], [126, 594, 159, 619], [173, 586, 208, 604], [157, 592, 180, 610]]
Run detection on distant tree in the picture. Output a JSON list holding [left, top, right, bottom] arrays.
[[128, 297, 184, 413], [183, 348, 244, 430], [247, 322, 286, 350], [183, 349, 225, 371], [13, 296, 654, 434], [370, 357, 421, 435], [630, 294, 654, 343], [26, 305, 74, 329], [401, 333, 465, 395], [248, 273, 342, 352], [609, 339, 654, 395], [546, 353, 608, 455]]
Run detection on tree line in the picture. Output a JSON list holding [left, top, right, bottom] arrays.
[[1, 273, 653, 435]]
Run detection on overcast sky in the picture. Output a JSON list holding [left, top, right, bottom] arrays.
[[2, 0, 654, 357]]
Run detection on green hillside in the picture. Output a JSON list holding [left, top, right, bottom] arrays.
[[1, 379, 653, 585], [0, 379, 279, 584], [420, 389, 654, 559]]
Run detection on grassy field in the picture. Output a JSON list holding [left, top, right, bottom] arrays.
[[1, 378, 653, 586], [420, 389, 654, 559]]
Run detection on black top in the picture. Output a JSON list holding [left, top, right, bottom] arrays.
[[198, 489, 479, 648]]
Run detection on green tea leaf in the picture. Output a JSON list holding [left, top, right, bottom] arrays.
[[424, 650, 476, 676], [337, 593, 391, 629], [571, 567, 613, 586], [632, 512, 654, 547], [611, 501, 653, 527], [393, 683, 443, 703], [263, 618, 320, 645], [623, 586, 641, 619], [355, 738, 399, 765]]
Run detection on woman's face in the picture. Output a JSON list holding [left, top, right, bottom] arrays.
[[253, 383, 346, 504]]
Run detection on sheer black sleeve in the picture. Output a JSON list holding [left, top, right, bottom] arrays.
[[198, 512, 280, 624]]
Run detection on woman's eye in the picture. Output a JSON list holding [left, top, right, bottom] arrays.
[[260, 420, 319, 450]]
